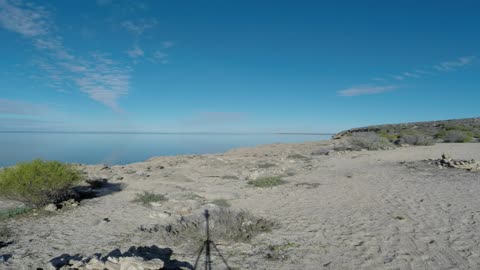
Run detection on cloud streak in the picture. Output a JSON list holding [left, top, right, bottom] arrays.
[[342, 55, 475, 97], [0, 0, 130, 110], [121, 19, 157, 35], [434, 56, 476, 71], [337, 85, 397, 97], [0, 0, 50, 37]]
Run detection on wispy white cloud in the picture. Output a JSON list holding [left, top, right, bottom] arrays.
[[121, 18, 157, 35], [338, 85, 397, 97], [0, 0, 131, 110], [96, 0, 112, 6], [403, 72, 420, 78], [127, 44, 144, 58], [73, 53, 131, 111], [0, 98, 48, 115], [0, 0, 50, 37], [434, 56, 476, 71], [414, 69, 435, 76], [162, 41, 174, 49], [344, 56, 475, 97]]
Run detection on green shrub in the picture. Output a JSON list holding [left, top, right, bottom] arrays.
[[348, 132, 392, 150], [444, 125, 472, 132], [378, 130, 399, 141], [211, 198, 231, 207], [396, 133, 435, 146], [248, 176, 285, 188], [444, 130, 473, 143], [133, 192, 168, 206], [0, 206, 32, 220], [286, 154, 309, 159], [435, 130, 447, 139], [0, 159, 83, 207]]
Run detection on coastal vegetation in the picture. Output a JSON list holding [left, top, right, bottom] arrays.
[[133, 192, 168, 206], [139, 208, 276, 247], [0, 159, 83, 207], [248, 176, 285, 188], [334, 117, 480, 148]]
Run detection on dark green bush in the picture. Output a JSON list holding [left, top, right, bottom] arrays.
[[0, 159, 83, 207]]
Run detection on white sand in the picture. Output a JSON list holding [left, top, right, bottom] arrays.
[[1, 142, 480, 269]]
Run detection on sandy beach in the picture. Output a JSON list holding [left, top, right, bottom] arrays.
[[1, 141, 480, 269]]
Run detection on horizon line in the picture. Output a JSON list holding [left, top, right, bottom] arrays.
[[0, 131, 336, 135]]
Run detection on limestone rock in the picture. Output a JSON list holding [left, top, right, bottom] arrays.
[[44, 203, 58, 212]]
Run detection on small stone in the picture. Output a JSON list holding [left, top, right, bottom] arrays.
[[116, 176, 124, 180], [44, 203, 58, 212]]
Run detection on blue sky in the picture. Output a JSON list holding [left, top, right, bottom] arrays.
[[0, 0, 479, 133]]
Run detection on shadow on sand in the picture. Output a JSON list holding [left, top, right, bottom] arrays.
[[49, 245, 194, 270], [0, 241, 13, 263], [73, 180, 123, 201]]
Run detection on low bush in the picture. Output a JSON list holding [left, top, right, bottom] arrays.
[[139, 208, 276, 247], [444, 130, 473, 143], [396, 134, 435, 146], [0, 206, 32, 220], [347, 132, 392, 151], [0, 225, 12, 240], [248, 176, 285, 188], [435, 130, 447, 139], [378, 130, 399, 141], [0, 159, 83, 207], [211, 198, 231, 208], [133, 192, 168, 206]]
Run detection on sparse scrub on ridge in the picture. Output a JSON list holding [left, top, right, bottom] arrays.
[[444, 130, 473, 143], [0, 206, 32, 220], [139, 208, 277, 247], [286, 154, 309, 159], [0, 159, 84, 207], [211, 198, 231, 207], [346, 132, 392, 151], [248, 176, 285, 188], [257, 163, 276, 168], [378, 130, 399, 141], [133, 192, 168, 206], [396, 133, 435, 146]]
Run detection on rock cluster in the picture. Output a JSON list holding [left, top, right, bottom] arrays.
[[45, 246, 192, 270], [429, 154, 480, 172], [52, 256, 165, 270]]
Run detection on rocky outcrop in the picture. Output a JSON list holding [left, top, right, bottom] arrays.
[[47, 246, 193, 270]]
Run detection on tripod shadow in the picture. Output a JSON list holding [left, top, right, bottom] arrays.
[[49, 245, 194, 270]]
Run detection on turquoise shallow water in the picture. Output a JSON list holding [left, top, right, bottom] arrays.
[[0, 132, 331, 167]]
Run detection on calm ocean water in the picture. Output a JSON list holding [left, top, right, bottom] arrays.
[[0, 132, 331, 167]]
